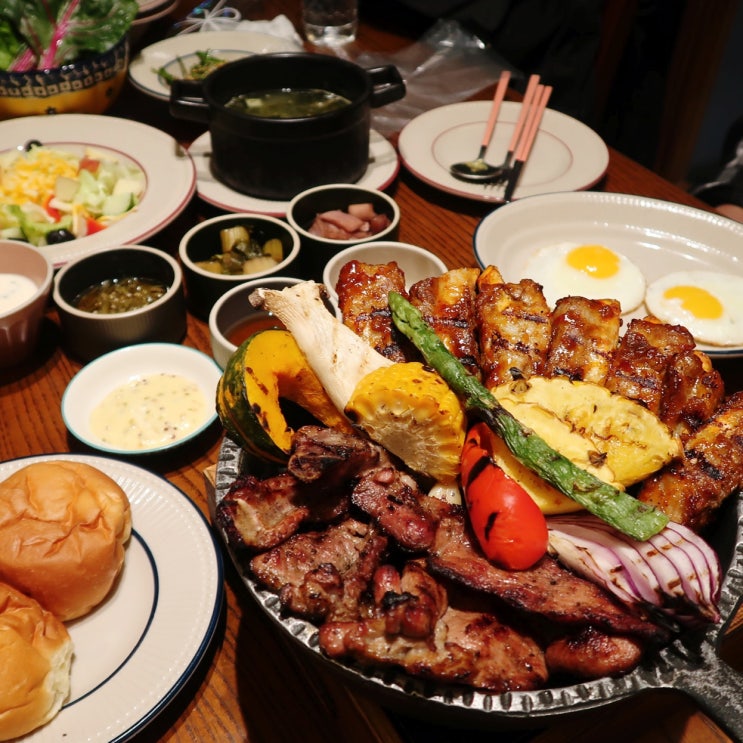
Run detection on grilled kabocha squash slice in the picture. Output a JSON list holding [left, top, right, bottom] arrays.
[[217, 328, 352, 462]]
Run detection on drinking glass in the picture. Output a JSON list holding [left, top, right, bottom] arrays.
[[302, 0, 358, 46]]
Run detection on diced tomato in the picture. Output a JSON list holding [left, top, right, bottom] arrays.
[[78, 156, 100, 174], [85, 217, 105, 235], [44, 194, 61, 220]]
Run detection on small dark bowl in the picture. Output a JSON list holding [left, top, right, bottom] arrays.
[[53, 245, 186, 362], [286, 184, 400, 282], [0, 35, 129, 119], [179, 213, 301, 320]]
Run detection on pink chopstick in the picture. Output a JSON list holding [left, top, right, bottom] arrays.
[[504, 73, 540, 162], [479, 69, 512, 149], [514, 84, 552, 164]]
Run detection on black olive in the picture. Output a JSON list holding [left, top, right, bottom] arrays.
[[46, 229, 76, 244], [23, 139, 43, 151]]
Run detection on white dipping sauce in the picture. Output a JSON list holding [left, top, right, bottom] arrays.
[[0, 273, 37, 314], [90, 372, 209, 450]]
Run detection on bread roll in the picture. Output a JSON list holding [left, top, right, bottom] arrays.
[[0, 461, 132, 621], [0, 581, 72, 740]]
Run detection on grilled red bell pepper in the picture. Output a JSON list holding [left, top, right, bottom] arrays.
[[460, 422, 548, 570]]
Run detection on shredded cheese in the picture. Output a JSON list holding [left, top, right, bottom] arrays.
[[0, 149, 79, 207]]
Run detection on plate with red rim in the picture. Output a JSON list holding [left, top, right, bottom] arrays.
[[398, 100, 609, 203], [0, 114, 196, 268], [188, 129, 400, 217]]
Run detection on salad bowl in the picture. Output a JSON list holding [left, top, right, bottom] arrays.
[[0, 35, 129, 119]]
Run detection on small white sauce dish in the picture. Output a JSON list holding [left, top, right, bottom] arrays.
[[62, 342, 221, 455], [322, 241, 448, 302]]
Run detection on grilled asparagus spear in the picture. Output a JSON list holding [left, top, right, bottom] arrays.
[[389, 290, 669, 541]]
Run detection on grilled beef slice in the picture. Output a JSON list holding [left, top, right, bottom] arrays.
[[250, 517, 387, 622], [429, 506, 665, 641], [320, 560, 548, 692]]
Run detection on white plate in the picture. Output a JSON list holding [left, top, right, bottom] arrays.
[[3, 453, 223, 743], [473, 191, 743, 357], [62, 343, 222, 454], [188, 129, 401, 217], [398, 100, 609, 203], [0, 114, 196, 268], [128, 30, 302, 101]]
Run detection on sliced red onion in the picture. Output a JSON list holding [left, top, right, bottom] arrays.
[[547, 514, 721, 627]]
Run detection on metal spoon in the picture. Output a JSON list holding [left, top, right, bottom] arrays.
[[449, 70, 511, 183]]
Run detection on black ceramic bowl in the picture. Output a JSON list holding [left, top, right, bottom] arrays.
[[179, 213, 301, 320], [52, 245, 186, 362], [286, 183, 401, 282], [169, 52, 405, 200]]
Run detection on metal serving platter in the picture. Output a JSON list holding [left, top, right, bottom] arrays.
[[210, 435, 743, 738]]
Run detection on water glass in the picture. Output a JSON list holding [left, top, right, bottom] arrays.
[[302, 0, 358, 46]]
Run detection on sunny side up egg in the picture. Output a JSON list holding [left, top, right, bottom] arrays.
[[645, 270, 743, 346], [522, 242, 646, 314]]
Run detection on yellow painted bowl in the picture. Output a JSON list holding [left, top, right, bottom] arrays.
[[0, 35, 129, 119]]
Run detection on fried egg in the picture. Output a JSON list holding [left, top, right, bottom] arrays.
[[522, 242, 646, 313], [645, 270, 743, 346]]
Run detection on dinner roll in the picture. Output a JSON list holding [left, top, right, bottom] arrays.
[[0, 460, 132, 621], [0, 581, 72, 740]]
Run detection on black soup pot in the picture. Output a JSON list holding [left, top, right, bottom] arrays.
[[170, 53, 405, 200]]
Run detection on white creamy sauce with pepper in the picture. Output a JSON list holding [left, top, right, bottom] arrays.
[[0, 273, 36, 314], [90, 373, 209, 450]]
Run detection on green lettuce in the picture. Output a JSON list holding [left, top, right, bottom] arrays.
[[0, 0, 138, 71]]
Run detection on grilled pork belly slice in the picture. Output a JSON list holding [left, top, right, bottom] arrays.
[[659, 349, 725, 438], [543, 296, 622, 384], [429, 506, 665, 641], [319, 560, 549, 692], [475, 266, 551, 387], [408, 267, 482, 379], [545, 626, 644, 680], [604, 318, 695, 413], [638, 390, 743, 531], [335, 260, 410, 362], [250, 518, 388, 622]]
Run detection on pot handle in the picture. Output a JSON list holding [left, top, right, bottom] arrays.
[[366, 65, 406, 108], [169, 78, 210, 124]]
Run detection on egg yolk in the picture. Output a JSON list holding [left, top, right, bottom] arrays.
[[664, 285, 723, 319], [566, 244, 619, 279]]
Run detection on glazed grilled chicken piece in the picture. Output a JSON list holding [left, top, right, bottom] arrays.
[[319, 560, 549, 692], [638, 389, 743, 531], [543, 296, 622, 384], [408, 267, 482, 379], [475, 266, 551, 387], [335, 260, 410, 362], [250, 517, 388, 622], [659, 349, 725, 438], [429, 506, 665, 641], [545, 627, 644, 680], [351, 459, 437, 552], [604, 318, 695, 413]]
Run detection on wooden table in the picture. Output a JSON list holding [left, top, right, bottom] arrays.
[[1, 2, 741, 741]]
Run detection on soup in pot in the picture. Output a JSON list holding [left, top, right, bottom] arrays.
[[225, 88, 352, 119]]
